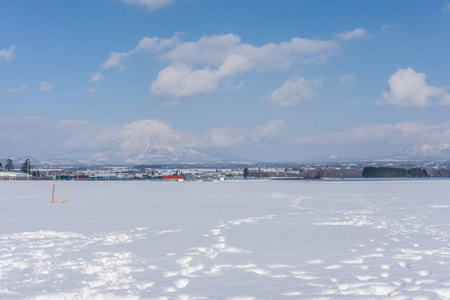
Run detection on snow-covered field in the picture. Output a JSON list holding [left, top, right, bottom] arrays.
[[1, 180, 450, 300]]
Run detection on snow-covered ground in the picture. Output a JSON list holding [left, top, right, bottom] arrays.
[[1, 180, 450, 299]]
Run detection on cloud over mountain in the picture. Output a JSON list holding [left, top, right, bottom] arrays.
[[295, 121, 450, 146], [0, 117, 287, 163]]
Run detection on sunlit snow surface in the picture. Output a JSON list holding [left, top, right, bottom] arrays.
[[1, 180, 450, 299]]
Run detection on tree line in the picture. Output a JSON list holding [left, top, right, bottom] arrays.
[[362, 167, 428, 178], [0, 158, 31, 174]]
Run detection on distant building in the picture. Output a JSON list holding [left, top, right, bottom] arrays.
[[73, 173, 89, 180], [162, 175, 184, 182], [56, 173, 90, 180], [0, 172, 32, 181], [184, 175, 198, 181]]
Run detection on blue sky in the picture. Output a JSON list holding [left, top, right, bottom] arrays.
[[1, 0, 450, 161]]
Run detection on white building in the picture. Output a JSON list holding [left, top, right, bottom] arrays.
[[0, 172, 33, 181]]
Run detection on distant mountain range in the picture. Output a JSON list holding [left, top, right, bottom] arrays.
[[0, 122, 245, 166], [1, 149, 240, 167], [2, 143, 450, 167]]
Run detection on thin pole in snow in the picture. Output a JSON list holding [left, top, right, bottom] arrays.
[[52, 184, 56, 203]]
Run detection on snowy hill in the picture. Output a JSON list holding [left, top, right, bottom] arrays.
[[113, 120, 209, 164], [398, 143, 450, 160]]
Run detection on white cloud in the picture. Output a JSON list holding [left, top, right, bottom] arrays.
[[102, 34, 181, 69], [262, 78, 322, 108], [339, 74, 355, 86], [163, 34, 337, 70], [199, 126, 247, 148], [0, 45, 16, 63], [58, 120, 120, 150], [155, 35, 335, 98], [7, 86, 29, 94], [295, 121, 450, 146], [90, 72, 104, 82], [161, 99, 180, 109], [86, 88, 101, 94], [336, 28, 370, 40], [135, 34, 181, 52], [251, 120, 287, 143], [381, 23, 391, 30], [102, 33, 337, 99], [439, 94, 450, 107], [39, 81, 54, 93], [187, 120, 287, 148], [442, 1, 450, 13], [162, 34, 242, 66], [151, 54, 251, 99], [376, 68, 444, 107], [102, 52, 128, 70], [0, 117, 119, 156], [120, 0, 175, 11]]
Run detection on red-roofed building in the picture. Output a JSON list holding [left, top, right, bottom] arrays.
[[162, 175, 185, 182]]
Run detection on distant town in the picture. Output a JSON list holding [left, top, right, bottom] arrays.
[[1, 157, 449, 181]]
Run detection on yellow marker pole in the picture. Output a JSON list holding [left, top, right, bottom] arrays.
[[52, 184, 55, 203]]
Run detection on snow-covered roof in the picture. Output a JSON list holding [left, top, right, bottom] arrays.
[[0, 172, 32, 179]]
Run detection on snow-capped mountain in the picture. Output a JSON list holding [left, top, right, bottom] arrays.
[[28, 120, 220, 165], [37, 157, 79, 166], [2, 120, 253, 165], [399, 144, 450, 159], [113, 120, 209, 164]]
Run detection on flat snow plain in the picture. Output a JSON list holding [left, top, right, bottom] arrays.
[[1, 180, 450, 300]]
